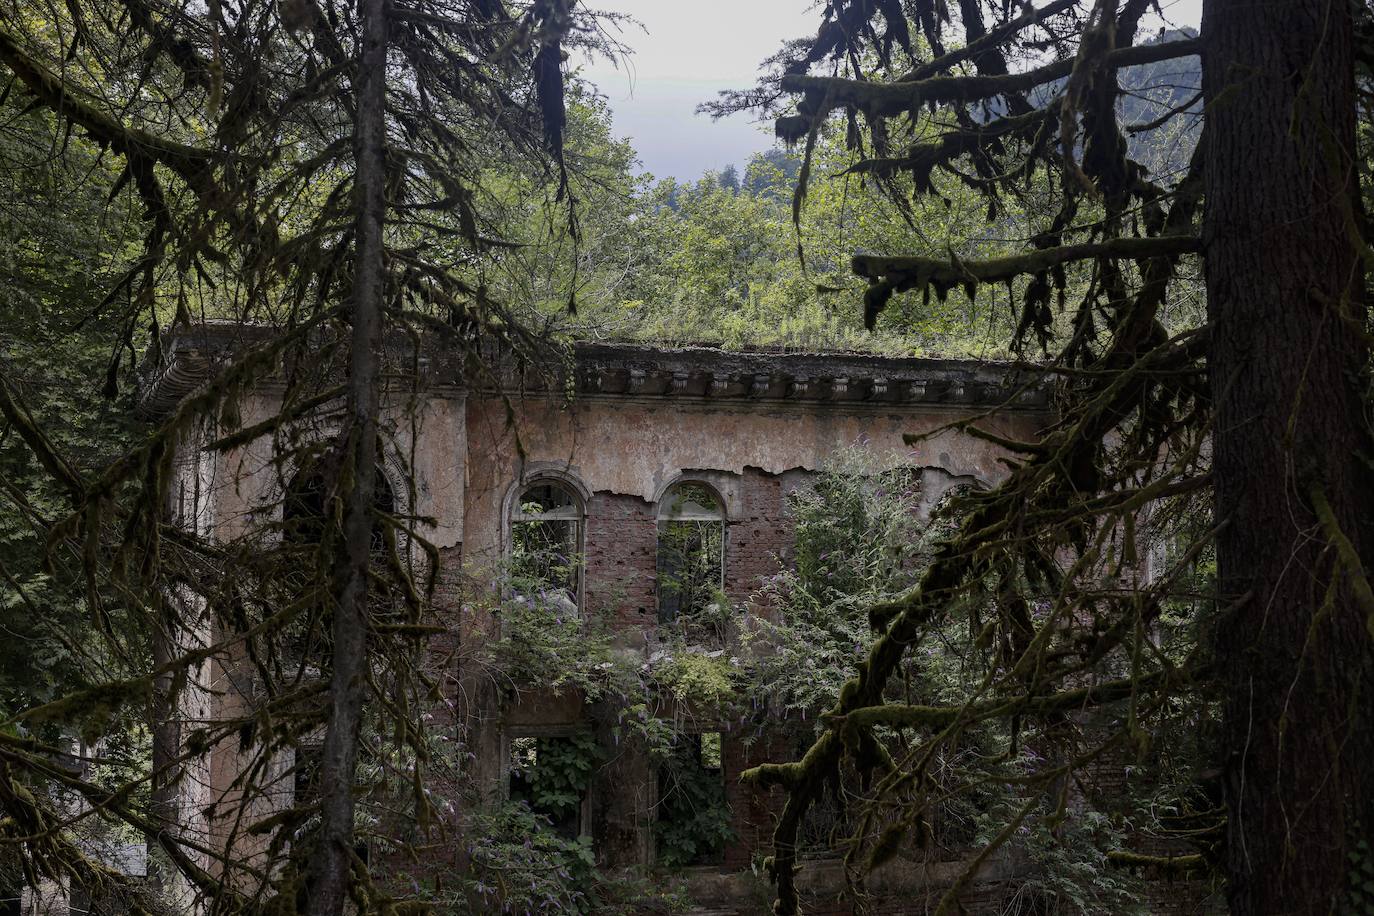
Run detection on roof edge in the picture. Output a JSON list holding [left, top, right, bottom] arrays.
[[136, 324, 1052, 420]]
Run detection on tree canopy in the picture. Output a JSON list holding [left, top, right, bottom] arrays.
[[1, 0, 1372, 913]]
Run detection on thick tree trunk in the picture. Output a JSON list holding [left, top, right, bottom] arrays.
[[305, 0, 387, 910], [1201, 0, 1374, 911]]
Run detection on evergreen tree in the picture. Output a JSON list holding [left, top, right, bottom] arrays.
[[708, 0, 1374, 912]]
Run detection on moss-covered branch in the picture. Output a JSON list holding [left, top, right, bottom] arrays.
[[904, 0, 1083, 82], [853, 235, 1201, 289], [780, 38, 1202, 120], [842, 103, 1058, 190], [833, 668, 1178, 732], [748, 227, 1207, 910], [0, 372, 87, 503], [1106, 850, 1207, 873], [0, 25, 212, 183]]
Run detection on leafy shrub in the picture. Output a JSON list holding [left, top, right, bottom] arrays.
[[1010, 809, 1148, 915], [464, 803, 598, 914], [654, 651, 735, 709], [654, 737, 735, 868], [487, 591, 630, 701], [741, 450, 933, 717], [510, 732, 601, 832]]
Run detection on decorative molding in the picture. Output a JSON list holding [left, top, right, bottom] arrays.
[[138, 325, 1053, 419]]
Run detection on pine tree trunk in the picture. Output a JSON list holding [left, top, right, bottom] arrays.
[[305, 0, 387, 909], [1201, 0, 1374, 910]]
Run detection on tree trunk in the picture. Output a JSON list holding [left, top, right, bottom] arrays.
[[305, 0, 387, 909], [1201, 0, 1374, 911]]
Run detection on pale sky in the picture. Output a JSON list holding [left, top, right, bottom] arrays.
[[576, 1, 817, 182], [577, 0, 1203, 183]]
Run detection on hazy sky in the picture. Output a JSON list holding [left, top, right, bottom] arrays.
[[576, 1, 817, 182], [576, 0, 1204, 183]]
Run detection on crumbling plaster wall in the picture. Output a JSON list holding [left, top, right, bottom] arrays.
[[462, 394, 1043, 570], [172, 386, 468, 893], [173, 376, 1048, 883], [209, 388, 466, 548], [460, 392, 1048, 870]]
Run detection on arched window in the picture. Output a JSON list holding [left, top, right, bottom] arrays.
[[282, 460, 396, 550], [656, 482, 725, 624], [281, 457, 397, 825], [509, 479, 583, 613]]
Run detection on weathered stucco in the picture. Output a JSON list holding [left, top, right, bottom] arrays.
[[462, 395, 1044, 565], [141, 330, 1060, 909], [206, 389, 466, 549]]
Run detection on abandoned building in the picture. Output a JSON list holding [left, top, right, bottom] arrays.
[[123, 324, 1212, 914]]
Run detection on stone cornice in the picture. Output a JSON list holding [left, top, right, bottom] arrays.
[[137, 324, 1051, 419], [547, 341, 1050, 410]]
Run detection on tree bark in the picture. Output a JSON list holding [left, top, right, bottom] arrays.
[[1202, 0, 1374, 910], [305, 0, 387, 909]]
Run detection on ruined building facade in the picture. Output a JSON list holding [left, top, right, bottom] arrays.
[[140, 325, 1065, 913]]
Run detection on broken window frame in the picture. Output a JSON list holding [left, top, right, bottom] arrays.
[[508, 477, 585, 617], [655, 481, 727, 626]]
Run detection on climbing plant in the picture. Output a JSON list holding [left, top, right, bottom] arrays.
[[654, 734, 734, 869]]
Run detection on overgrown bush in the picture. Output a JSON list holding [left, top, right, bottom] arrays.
[[654, 735, 734, 868], [509, 732, 601, 833], [463, 803, 598, 914], [742, 450, 938, 717]]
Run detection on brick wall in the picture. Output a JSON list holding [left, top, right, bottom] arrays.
[[448, 463, 1223, 914], [723, 469, 795, 606], [583, 491, 659, 632], [721, 731, 790, 870], [574, 471, 805, 871], [580, 468, 801, 632]]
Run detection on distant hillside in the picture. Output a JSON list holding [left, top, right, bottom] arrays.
[[707, 30, 1202, 191], [1118, 28, 1202, 177]]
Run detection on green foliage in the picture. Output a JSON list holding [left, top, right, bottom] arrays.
[[453, 801, 694, 914], [463, 803, 599, 914], [654, 652, 736, 709], [742, 450, 933, 717], [488, 589, 624, 700], [510, 732, 602, 829], [654, 736, 734, 869], [0, 105, 146, 732], [656, 525, 725, 627], [558, 130, 1027, 354], [589, 871, 692, 915], [1008, 809, 1148, 915]]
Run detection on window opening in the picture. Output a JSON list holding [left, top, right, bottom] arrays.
[[656, 483, 725, 625], [283, 461, 396, 550], [654, 732, 732, 867], [510, 480, 583, 613], [281, 460, 397, 664], [507, 733, 598, 840]]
